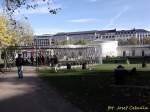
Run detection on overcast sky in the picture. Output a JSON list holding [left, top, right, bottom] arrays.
[[1, 0, 150, 35]]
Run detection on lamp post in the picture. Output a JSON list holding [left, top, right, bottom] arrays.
[[36, 41, 39, 71]]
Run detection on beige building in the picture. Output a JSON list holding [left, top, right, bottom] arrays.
[[118, 45, 150, 57]]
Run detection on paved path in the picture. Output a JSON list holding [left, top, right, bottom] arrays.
[[0, 71, 82, 112]]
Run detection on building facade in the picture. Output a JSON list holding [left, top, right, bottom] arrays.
[[115, 29, 150, 41], [34, 35, 52, 47], [118, 45, 150, 57], [89, 40, 118, 57], [34, 28, 150, 46]]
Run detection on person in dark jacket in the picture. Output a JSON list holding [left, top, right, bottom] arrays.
[[41, 55, 45, 65], [30, 55, 34, 66], [114, 65, 128, 85], [16, 53, 24, 79]]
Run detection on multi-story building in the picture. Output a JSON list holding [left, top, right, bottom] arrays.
[[118, 45, 150, 57], [53, 30, 98, 41], [33, 34, 52, 47], [95, 29, 116, 40], [115, 29, 150, 40], [34, 28, 150, 46]]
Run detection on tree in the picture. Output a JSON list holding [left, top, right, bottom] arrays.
[[14, 20, 34, 46], [127, 37, 139, 45], [0, 15, 17, 47], [118, 37, 140, 45], [0, 15, 34, 68], [0, 15, 34, 46], [2, 0, 61, 17], [60, 40, 68, 45], [1, 0, 61, 46], [74, 39, 88, 45], [118, 39, 128, 46], [143, 37, 150, 44], [0, 15, 18, 68]]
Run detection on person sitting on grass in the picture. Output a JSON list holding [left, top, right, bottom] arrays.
[[114, 65, 128, 85], [129, 67, 138, 76]]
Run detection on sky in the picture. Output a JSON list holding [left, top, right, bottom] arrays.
[[1, 0, 150, 35]]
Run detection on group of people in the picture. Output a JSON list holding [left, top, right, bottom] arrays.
[[16, 54, 58, 79], [24, 55, 57, 66], [114, 65, 137, 85], [30, 55, 45, 65]]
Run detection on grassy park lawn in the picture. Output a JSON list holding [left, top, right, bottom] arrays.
[[38, 64, 150, 112]]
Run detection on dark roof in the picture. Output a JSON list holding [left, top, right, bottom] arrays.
[[54, 30, 99, 36], [54, 29, 118, 36], [34, 35, 52, 38], [116, 29, 150, 34], [134, 29, 150, 33], [97, 29, 116, 34], [34, 29, 150, 38], [118, 45, 150, 48]]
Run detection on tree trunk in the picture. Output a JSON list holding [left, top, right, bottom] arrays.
[[4, 48, 8, 71]]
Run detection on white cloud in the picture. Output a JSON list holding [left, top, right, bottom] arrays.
[[104, 5, 130, 29], [89, 0, 98, 2], [67, 18, 100, 23]]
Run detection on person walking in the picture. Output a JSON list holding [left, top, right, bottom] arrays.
[[50, 55, 58, 72], [16, 53, 24, 79], [41, 55, 45, 65], [30, 55, 34, 66], [53, 55, 58, 72]]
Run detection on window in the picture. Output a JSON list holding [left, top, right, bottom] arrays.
[[123, 51, 126, 57], [132, 50, 135, 56], [142, 50, 145, 56]]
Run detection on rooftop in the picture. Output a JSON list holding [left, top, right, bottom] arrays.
[[34, 28, 150, 37]]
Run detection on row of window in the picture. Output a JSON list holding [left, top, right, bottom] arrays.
[[96, 34, 150, 39], [34, 39, 50, 46], [52, 33, 150, 39], [123, 50, 145, 57], [116, 34, 150, 38]]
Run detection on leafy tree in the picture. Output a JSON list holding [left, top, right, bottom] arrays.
[[0, 15, 34, 46], [2, 0, 61, 17], [74, 39, 88, 45], [1, 0, 61, 68], [143, 37, 150, 44], [61, 40, 68, 45], [13, 20, 34, 46], [0, 15, 18, 68], [0, 15, 17, 47], [0, 15, 34, 68], [118, 37, 140, 45], [118, 39, 128, 45], [127, 37, 139, 45]]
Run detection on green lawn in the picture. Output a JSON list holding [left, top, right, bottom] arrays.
[[0, 60, 4, 64], [38, 64, 150, 112], [92, 64, 150, 71]]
